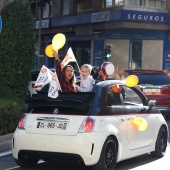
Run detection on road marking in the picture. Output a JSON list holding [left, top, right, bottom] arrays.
[[4, 166, 19, 170], [0, 150, 12, 157]]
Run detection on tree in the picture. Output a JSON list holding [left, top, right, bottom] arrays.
[[0, 0, 35, 100]]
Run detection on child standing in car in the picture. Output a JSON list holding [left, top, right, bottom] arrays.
[[76, 64, 95, 92]]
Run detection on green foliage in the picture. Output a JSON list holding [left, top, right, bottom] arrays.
[[0, 98, 27, 135], [0, 1, 35, 100]]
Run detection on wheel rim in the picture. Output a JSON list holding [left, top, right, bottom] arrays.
[[104, 142, 115, 169], [160, 130, 167, 153]]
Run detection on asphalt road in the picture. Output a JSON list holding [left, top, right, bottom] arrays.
[[0, 121, 170, 170]]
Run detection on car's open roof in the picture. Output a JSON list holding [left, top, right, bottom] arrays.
[[28, 92, 95, 112]]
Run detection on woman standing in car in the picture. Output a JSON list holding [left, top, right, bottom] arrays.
[[53, 52, 76, 92]]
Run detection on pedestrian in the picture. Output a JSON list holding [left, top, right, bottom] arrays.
[[116, 70, 126, 80], [76, 64, 95, 92], [54, 51, 76, 92], [115, 69, 126, 100]]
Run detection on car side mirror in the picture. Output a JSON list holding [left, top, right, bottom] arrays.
[[148, 99, 156, 107]]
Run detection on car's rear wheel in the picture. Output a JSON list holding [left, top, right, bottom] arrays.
[[151, 126, 167, 158], [93, 137, 117, 170], [15, 154, 39, 168]]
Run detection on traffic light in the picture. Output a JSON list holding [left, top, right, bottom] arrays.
[[103, 45, 112, 60]]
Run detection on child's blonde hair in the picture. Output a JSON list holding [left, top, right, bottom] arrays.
[[81, 64, 93, 73]]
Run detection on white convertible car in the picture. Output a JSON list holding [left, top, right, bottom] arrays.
[[12, 80, 168, 170]]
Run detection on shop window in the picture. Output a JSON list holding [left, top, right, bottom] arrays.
[[129, 41, 142, 70], [77, 0, 92, 13], [62, 0, 70, 15]]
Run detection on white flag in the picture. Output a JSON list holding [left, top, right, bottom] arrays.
[[48, 72, 61, 98], [34, 65, 54, 88], [61, 47, 76, 68]]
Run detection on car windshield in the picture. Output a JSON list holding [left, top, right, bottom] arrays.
[[137, 74, 170, 86]]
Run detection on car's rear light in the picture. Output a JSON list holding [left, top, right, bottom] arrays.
[[79, 117, 95, 133], [18, 115, 26, 130], [33, 84, 42, 88]]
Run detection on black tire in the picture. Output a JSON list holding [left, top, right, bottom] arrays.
[[151, 126, 167, 158], [93, 137, 117, 170], [14, 155, 39, 168]]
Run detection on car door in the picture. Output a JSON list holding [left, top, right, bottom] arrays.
[[123, 86, 157, 150], [99, 85, 130, 159]]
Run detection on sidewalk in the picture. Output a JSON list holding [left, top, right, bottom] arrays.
[[0, 133, 13, 153]]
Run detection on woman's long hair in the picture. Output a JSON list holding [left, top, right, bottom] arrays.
[[62, 65, 76, 87]]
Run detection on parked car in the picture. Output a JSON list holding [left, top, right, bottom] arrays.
[[25, 69, 80, 102], [12, 79, 168, 170], [124, 70, 170, 118]]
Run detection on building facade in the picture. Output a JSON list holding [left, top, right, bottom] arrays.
[[1, 0, 170, 72]]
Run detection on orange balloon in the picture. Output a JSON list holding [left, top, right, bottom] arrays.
[[45, 44, 54, 58], [52, 33, 66, 51]]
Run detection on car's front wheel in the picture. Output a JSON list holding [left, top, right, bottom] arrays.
[[93, 137, 117, 170], [151, 126, 167, 158]]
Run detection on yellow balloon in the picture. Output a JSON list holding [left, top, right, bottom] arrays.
[[45, 44, 54, 58], [52, 33, 66, 51], [132, 117, 148, 131], [125, 75, 139, 87]]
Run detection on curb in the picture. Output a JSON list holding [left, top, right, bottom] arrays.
[[0, 133, 13, 153]]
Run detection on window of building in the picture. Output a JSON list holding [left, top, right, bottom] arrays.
[[106, 0, 113, 8], [102, 0, 124, 8], [139, 0, 146, 6], [127, 0, 166, 8], [156, 0, 166, 8], [62, 0, 70, 15], [148, 0, 156, 7], [77, 0, 92, 13], [148, 0, 166, 8], [128, 0, 137, 6], [29, 1, 36, 19], [115, 0, 124, 6], [129, 40, 142, 70], [128, 0, 146, 6], [43, 3, 49, 18]]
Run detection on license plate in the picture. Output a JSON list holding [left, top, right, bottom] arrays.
[[143, 89, 160, 93], [37, 121, 68, 130]]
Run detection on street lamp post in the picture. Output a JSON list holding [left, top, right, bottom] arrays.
[[38, 6, 41, 69]]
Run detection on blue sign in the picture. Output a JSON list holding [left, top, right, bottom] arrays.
[[50, 9, 170, 28], [0, 16, 2, 33]]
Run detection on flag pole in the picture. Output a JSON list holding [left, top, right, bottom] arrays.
[[75, 60, 80, 72]]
